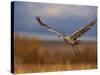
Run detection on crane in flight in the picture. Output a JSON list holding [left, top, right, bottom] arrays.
[[36, 16, 97, 56]]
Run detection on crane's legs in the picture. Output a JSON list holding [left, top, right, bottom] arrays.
[[72, 45, 80, 56]]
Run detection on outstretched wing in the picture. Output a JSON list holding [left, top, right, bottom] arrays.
[[70, 19, 97, 39], [36, 16, 63, 37]]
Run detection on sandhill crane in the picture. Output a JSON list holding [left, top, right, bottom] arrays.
[[36, 16, 97, 56]]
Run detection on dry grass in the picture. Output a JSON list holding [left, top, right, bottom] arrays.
[[13, 35, 97, 74], [15, 63, 96, 73]]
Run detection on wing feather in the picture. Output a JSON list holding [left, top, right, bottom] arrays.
[[36, 16, 63, 37], [71, 19, 97, 39]]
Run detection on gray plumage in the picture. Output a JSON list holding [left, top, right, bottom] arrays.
[[36, 16, 97, 56]]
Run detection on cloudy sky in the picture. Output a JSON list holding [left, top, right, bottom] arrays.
[[13, 1, 97, 40]]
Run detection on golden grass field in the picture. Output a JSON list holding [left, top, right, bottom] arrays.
[[13, 35, 97, 74]]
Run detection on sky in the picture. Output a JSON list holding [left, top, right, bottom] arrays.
[[13, 1, 97, 40]]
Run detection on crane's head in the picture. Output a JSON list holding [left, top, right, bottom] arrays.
[[57, 34, 64, 38]]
